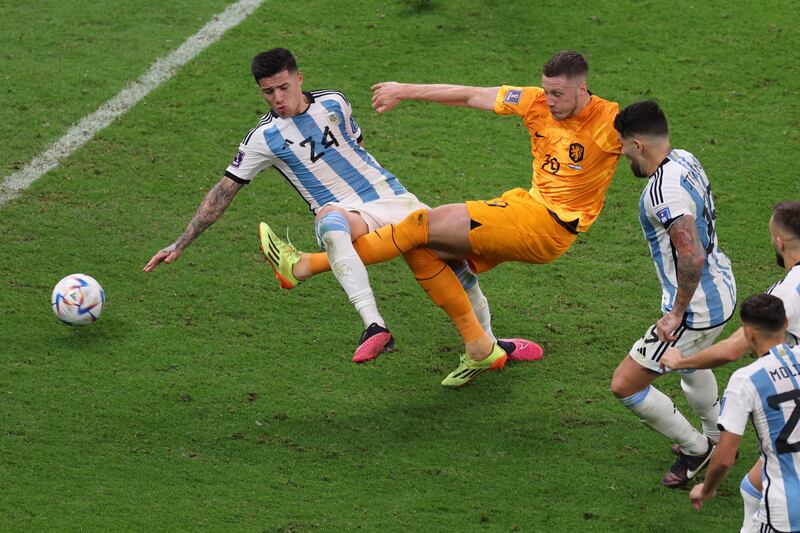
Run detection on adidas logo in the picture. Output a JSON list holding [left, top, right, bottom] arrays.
[[266, 236, 280, 266], [454, 368, 484, 380]]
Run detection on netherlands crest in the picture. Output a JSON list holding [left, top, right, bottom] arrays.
[[569, 143, 584, 163]]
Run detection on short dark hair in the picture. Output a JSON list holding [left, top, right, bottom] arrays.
[[740, 293, 787, 333], [773, 200, 800, 239], [542, 50, 588, 78], [613, 100, 669, 139], [251, 48, 298, 82]]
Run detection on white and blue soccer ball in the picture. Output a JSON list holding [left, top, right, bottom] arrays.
[[51, 274, 105, 326]]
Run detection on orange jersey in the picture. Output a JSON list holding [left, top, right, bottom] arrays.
[[494, 86, 621, 232]]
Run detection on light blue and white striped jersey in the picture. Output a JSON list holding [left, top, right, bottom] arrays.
[[638, 149, 736, 329], [768, 264, 800, 346], [225, 90, 407, 214], [718, 343, 800, 532]]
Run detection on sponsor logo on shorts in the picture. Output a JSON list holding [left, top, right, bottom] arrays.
[[657, 207, 672, 224], [568, 164, 583, 170], [504, 89, 521, 104], [231, 150, 245, 168]]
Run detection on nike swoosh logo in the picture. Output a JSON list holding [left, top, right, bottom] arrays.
[[534, 132, 544, 138], [687, 448, 714, 478]]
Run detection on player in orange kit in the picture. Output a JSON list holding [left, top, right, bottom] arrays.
[[262, 50, 622, 385]]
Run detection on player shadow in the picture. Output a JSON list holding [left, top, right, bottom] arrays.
[[264, 377, 516, 456]]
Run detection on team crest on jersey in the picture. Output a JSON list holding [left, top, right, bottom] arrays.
[[327, 112, 339, 125], [503, 89, 521, 104], [656, 207, 672, 224], [231, 150, 245, 168], [569, 143, 584, 162]]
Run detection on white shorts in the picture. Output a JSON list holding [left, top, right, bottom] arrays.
[[326, 193, 429, 231], [629, 322, 725, 374]]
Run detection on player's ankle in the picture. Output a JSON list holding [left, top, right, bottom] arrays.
[[293, 255, 312, 280]]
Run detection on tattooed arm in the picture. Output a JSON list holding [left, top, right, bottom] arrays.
[[143, 177, 244, 272], [656, 215, 706, 341]]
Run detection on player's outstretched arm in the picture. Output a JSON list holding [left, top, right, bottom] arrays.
[[660, 328, 748, 370], [143, 176, 243, 272], [689, 430, 741, 510], [371, 82, 499, 113], [657, 215, 706, 341]]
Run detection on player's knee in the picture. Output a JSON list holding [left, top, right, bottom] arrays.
[[610, 367, 630, 399], [615, 385, 653, 409], [315, 211, 351, 249], [740, 473, 761, 500], [610, 375, 627, 399]]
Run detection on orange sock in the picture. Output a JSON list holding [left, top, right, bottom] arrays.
[[309, 252, 331, 275], [402, 248, 485, 343], [309, 208, 431, 275]]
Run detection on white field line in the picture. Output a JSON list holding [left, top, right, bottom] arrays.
[[0, 0, 264, 207]]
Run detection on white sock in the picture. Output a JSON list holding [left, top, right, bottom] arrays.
[[739, 474, 761, 533], [317, 214, 383, 329], [680, 369, 721, 441], [620, 385, 708, 454], [452, 262, 495, 340]]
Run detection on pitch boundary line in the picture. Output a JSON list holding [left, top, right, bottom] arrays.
[[0, 0, 264, 207]]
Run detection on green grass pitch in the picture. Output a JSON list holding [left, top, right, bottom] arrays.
[[1, 0, 799, 530]]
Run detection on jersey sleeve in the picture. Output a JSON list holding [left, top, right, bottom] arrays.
[[766, 270, 800, 343], [717, 369, 753, 436], [494, 86, 542, 117], [644, 166, 694, 230], [340, 96, 363, 143], [593, 101, 622, 155], [224, 129, 273, 184]]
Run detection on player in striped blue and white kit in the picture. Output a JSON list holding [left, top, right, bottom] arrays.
[[610, 101, 737, 488], [144, 48, 538, 366], [690, 293, 800, 533], [662, 200, 800, 531]]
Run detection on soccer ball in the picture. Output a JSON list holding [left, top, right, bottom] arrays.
[[51, 274, 105, 326]]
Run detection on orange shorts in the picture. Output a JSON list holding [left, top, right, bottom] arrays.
[[464, 188, 578, 273]]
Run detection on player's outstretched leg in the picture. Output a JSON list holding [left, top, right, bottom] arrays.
[[294, 208, 433, 279], [259, 222, 301, 289], [441, 343, 508, 387], [612, 354, 713, 488], [315, 211, 394, 364], [449, 261, 544, 362]]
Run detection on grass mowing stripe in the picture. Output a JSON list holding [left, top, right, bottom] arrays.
[[0, 0, 264, 207]]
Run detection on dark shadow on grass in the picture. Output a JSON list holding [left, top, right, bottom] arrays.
[[264, 376, 515, 457]]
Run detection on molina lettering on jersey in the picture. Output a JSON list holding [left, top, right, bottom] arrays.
[[718, 343, 800, 532]]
